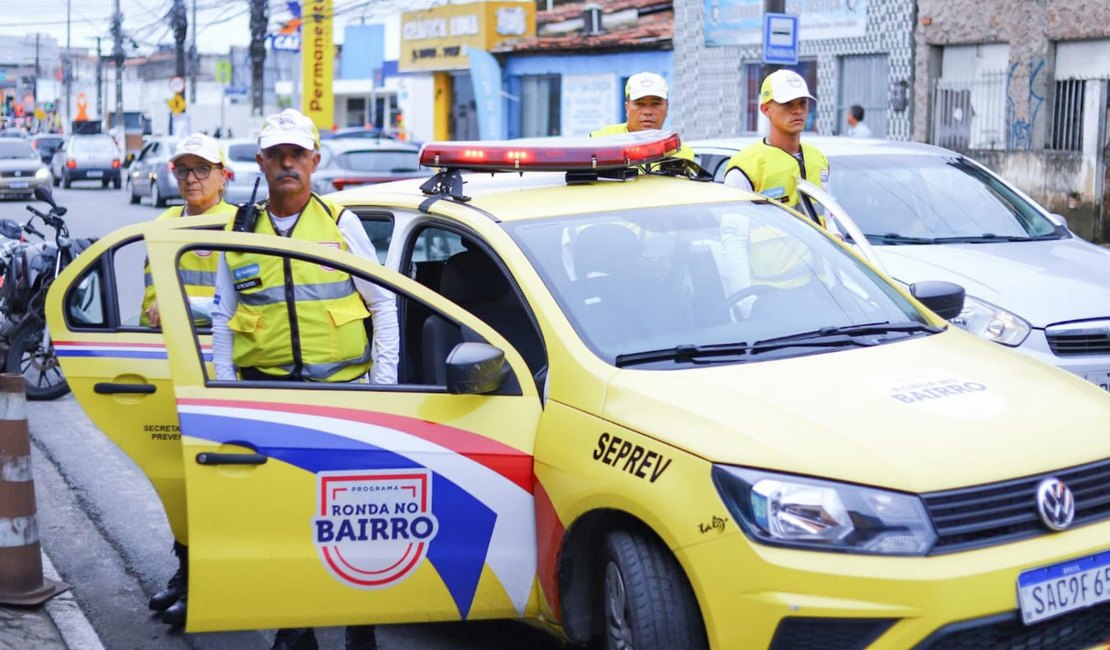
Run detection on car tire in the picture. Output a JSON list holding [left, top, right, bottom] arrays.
[[151, 181, 165, 207], [52, 172, 60, 187], [6, 316, 70, 401], [594, 529, 707, 650], [113, 176, 121, 190], [101, 179, 109, 189], [62, 173, 70, 189], [127, 178, 140, 204]]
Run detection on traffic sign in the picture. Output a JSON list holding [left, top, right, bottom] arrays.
[[762, 13, 799, 65], [215, 61, 232, 85], [169, 76, 186, 94], [167, 93, 186, 114]]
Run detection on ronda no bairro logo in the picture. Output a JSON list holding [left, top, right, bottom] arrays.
[[313, 469, 439, 589]]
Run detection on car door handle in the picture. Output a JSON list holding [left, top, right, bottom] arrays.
[[94, 382, 156, 394], [195, 452, 267, 466]]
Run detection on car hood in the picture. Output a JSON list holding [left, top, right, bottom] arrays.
[[597, 330, 1110, 493], [0, 159, 43, 172], [874, 238, 1110, 326]]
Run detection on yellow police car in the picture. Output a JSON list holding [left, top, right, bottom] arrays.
[[47, 132, 1110, 649]]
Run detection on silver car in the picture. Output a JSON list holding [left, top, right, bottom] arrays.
[[690, 136, 1110, 390], [311, 139, 425, 195], [221, 138, 269, 205], [127, 136, 180, 207], [0, 139, 52, 199], [51, 134, 122, 189]]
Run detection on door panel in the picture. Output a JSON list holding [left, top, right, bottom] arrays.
[[145, 230, 541, 632]]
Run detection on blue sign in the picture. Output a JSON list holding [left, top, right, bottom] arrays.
[[269, 33, 301, 52], [224, 86, 249, 97], [464, 46, 504, 140], [762, 13, 799, 65]]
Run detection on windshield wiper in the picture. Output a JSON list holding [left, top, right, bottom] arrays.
[[867, 233, 936, 245], [614, 342, 753, 367], [750, 321, 943, 353]]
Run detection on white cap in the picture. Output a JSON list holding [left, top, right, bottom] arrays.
[[625, 72, 669, 101], [760, 69, 817, 105], [170, 133, 224, 165], [258, 108, 320, 151]]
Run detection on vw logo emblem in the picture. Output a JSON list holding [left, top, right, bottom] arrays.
[[1035, 478, 1075, 531]]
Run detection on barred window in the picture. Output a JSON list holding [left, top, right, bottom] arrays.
[[1050, 79, 1085, 152]]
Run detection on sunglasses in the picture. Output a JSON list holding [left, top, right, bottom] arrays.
[[172, 164, 219, 180]]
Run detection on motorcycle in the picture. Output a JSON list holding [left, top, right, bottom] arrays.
[[2, 186, 95, 400]]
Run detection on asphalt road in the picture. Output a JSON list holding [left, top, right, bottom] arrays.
[[15, 183, 567, 650]]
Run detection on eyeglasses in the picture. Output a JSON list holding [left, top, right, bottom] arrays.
[[172, 164, 215, 180]]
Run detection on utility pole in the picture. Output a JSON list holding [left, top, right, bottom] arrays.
[[33, 34, 40, 106], [249, 0, 268, 116], [173, 0, 187, 80], [761, 0, 786, 81], [95, 37, 103, 121], [65, 0, 71, 129], [112, 0, 124, 136], [189, 0, 197, 103]]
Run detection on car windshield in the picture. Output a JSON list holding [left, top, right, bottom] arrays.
[[831, 154, 1060, 242], [0, 140, 37, 159], [507, 201, 932, 366], [71, 138, 118, 155], [336, 150, 420, 173]]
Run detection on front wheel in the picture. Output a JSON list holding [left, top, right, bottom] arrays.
[[151, 180, 165, 207], [596, 529, 707, 650], [6, 317, 70, 401]]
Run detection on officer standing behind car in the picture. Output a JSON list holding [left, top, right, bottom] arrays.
[[210, 108, 399, 650], [140, 133, 236, 328], [591, 72, 695, 162], [723, 69, 829, 225]]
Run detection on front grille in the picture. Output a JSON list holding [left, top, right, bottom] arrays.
[[914, 603, 1110, 649], [922, 457, 1110, 553], [769, 617, 895, 650], [1046, 322, 1110, 356], [0, 170, 32, 178]]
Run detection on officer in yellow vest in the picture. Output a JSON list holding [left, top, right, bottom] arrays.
[[591, 72, 695, 162], [723, 69, 829, 224], [208, 109, 398, 649], [140, 133, 236, 327]]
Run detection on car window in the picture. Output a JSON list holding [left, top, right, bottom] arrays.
[[227, 143, 257, 163], [506, 201, 928, 365], [0, 140, 37, 159], [71, 138, 118, 155], [352, 211, 394, 264], [337, 150, 421, 173], [831, 154, 1059, 239]]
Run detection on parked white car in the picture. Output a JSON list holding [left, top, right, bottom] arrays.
[[220, 138, 269, 205], [690, 136, 1110, 391]]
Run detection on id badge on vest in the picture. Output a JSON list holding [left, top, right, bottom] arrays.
[[232, 262, 262, 292]]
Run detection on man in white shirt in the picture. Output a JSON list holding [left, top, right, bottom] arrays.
[[846, 104, 873, 138]]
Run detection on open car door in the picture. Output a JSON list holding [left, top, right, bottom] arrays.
[[45, 214, 229, 546], [144, 228, 542, 632]]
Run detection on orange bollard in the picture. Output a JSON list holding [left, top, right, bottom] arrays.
[[0, 373, 68, 605]]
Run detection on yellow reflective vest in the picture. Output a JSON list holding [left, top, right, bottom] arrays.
[[725, 140, 829, 221], [590, 122, 696, 161], [223, 194, 371, 382], [140, 201, 235, 327]]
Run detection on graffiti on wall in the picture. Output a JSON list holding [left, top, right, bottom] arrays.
[[1006, 59, 1044, 150]]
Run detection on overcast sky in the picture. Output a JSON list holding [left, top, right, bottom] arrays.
[[1, 0, 419, 56]]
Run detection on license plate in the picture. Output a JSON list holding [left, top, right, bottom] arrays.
[[9, 181, 28, 189], [87, 170, 103, 178], [1017, 549, 1110, 624], [1084, 370, 1110, 392]]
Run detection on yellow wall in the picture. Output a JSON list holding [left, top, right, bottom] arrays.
[[433, 73, 451, 141], [399, 1, 535, 73]]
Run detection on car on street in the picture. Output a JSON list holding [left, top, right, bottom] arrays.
[[51, 134, 122, 189], [690, 136, 1110, 392], [220, 137, 269, 205], [126, 135, 180, 207], [319, 126, 396, 141], [311, 138, 425, 194], [0, 138, 53, 199], [48, 133, 1110, 649], [29, 133, 65, 165]]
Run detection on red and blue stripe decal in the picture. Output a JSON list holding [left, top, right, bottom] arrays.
[[55, 340, 213, 362]]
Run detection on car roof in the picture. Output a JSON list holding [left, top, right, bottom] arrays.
[[321, 139, 419, 153], [336, 169, 756, 223], [686, 135, 955, 158]]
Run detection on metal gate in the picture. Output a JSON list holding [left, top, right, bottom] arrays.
[[838, 54, 890, 137]]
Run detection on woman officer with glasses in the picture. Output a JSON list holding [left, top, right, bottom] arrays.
[[139, 133, 237, 629]]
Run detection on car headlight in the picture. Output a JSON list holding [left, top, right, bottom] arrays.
[[950, 295, 1030, 346], [35, 168, 50, 180], [712, 466, 936, 556]]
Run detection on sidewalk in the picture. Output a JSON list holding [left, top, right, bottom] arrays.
[[0, 552, 103, 650]]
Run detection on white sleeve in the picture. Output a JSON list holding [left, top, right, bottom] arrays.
[[723, 167, 754, 192], [337, 210, 399, 385], [211, 252, 239, 380]]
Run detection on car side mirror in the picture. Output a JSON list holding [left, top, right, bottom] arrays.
[[445, 342, 509, 394], [1049, 212, 1069, 230], [910, 281, 965, 321]]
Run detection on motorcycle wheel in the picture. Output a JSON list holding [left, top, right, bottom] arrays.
[[6, 318, 70, 401]]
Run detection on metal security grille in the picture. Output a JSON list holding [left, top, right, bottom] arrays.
[[922, 457, 1110, 553], [838, 54, 889, 137], [1050, 79, 1085, 152], [930, 72, 1008, 151]]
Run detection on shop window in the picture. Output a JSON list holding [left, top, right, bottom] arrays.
[[520, 75, 561, 137]]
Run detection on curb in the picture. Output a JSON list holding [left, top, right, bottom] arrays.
[[41, 551, 104, 650]]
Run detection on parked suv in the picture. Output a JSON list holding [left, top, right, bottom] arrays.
[[51, 134, 121, 189]]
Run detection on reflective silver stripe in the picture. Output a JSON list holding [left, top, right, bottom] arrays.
[[237, 279, 356, 306], [0, 454, 32, 482], [179, 270, 216, 287], [144, 271, 153, 288], [0, 516, 38, 547], [0, 391, 27, 421], [300, 345, 373, 380]]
